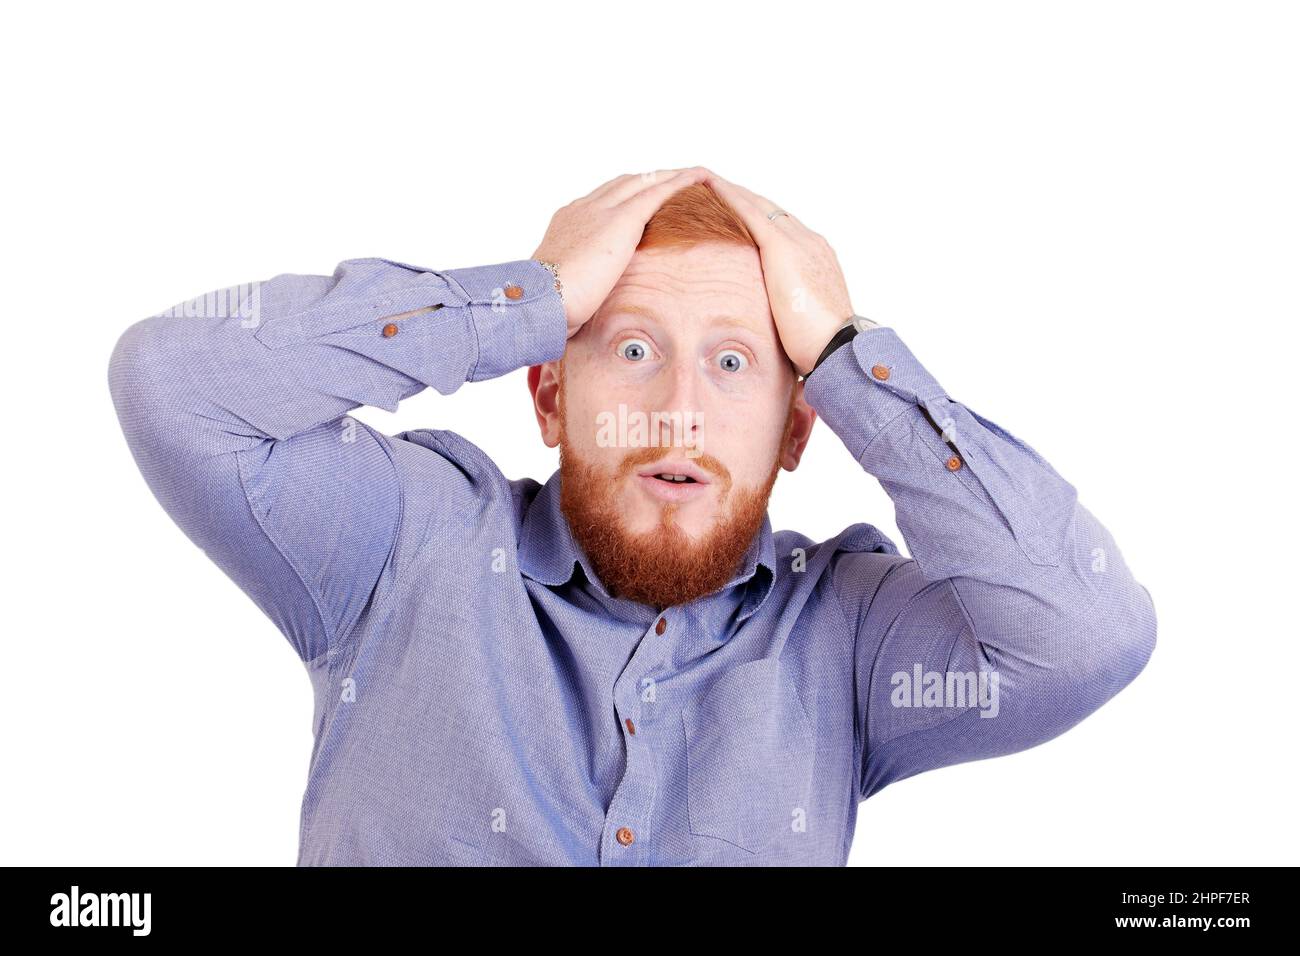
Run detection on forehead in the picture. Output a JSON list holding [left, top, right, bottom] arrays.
[[592, 243, 773, 335]]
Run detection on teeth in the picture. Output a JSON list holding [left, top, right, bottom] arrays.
[[655, 473, 691, 482]]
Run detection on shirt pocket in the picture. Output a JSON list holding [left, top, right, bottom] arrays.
[[680, 657, 815, 855]]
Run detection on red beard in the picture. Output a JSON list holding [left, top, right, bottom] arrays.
[[556, 382, 795, 609]]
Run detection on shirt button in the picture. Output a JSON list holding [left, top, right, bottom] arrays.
[[946, 455, 963, 471], [655, 617, 667, 635], [616, 826, 635, 846], [503, 284, 524, 300], [624, 717, 636, 735], [381, 323, 399, 338], [871, 364, 890, 381]]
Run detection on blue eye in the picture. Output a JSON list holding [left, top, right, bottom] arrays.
[[717, 349, 748, 372], [619, 338, 651, 361]]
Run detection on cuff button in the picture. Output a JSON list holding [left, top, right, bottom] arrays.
[[381, 323, 399, 338], [503, 284, 524, 300], [871, 364, 890, 381]]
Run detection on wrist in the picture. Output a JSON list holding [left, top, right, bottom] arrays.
[[533, 258, 564, 303], [801, 315, 878, 379]]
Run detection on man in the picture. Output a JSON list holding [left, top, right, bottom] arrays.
[[108, 166, 1157, 866]]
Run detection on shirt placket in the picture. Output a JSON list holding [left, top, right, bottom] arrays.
[[599, 609, 675, 866]]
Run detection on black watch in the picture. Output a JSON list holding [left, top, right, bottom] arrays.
[[803, 315, 877, 379]]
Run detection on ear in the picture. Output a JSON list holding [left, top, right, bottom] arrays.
[[780, 381, 817, 471], [528, 360, 563, 448]]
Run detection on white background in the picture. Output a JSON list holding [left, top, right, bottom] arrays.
[[2, 0, 1296, 866]]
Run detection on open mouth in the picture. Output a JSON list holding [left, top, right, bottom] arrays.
[[635, 461, 711, 485], [634, 463, 712, 502]]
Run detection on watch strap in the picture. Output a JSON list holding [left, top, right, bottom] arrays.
[[804, 315, 877, 379]]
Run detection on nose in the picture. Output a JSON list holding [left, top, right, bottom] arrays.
[[654, 357, 703, 454]]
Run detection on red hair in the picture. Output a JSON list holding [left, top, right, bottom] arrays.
[[636, 181, 757, 252]]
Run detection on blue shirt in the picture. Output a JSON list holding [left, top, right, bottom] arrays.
[[108, 255, 1157, 866]]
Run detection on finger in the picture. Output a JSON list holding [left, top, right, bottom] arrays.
[[711, 174, 810, 232], [619, 166, 712, 219], [717, 180, 819, 244], [703, 173, 791, 243], [708, 173, 790, 225], [582, 167, 699, 204], [577, 171, 641, 203], [714, 175, 786, 218], [604, 166, 708, 206]]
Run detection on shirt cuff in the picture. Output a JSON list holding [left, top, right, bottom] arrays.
[[440, 258, 569, 381], [801, 326, 948, 463]]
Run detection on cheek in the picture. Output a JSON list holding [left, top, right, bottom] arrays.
[[701, 397, 788, 466], [559, 382, 605, 450], [564, 390, 641, 474]]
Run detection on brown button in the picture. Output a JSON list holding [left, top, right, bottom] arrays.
[[503, 284, 524, 300], [624, 717, 636, 735], [381, 323, 399, 338], [946, 455, 963, 471], [871, 364, 890, 381], [616, 826, 635, 846], [655, 617, 666, 635]]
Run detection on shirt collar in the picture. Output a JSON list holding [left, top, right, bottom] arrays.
[[517, 467, 776, 621]]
